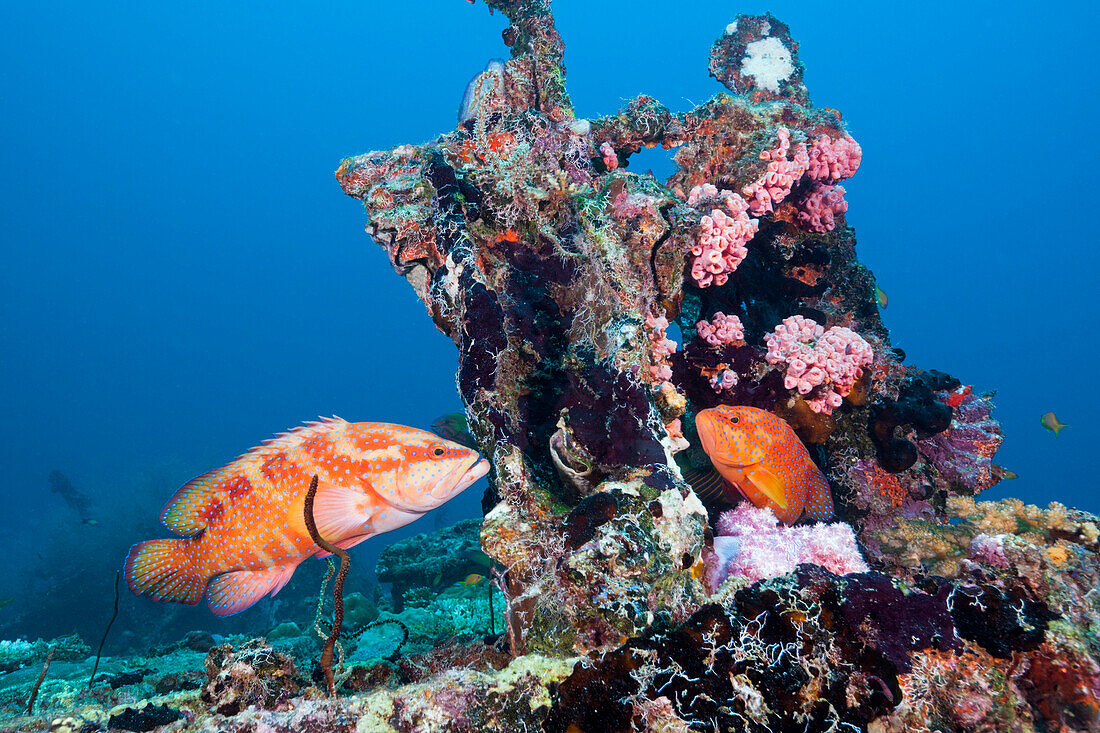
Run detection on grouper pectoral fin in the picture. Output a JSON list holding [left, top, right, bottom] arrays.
[[745, 467, 789, 510]]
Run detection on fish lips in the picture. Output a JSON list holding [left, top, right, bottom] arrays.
[[695, 410, 721, 460], [430, 456, 490, 500]]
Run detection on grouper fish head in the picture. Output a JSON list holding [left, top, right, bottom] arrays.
[[371, 427, 490, 514]]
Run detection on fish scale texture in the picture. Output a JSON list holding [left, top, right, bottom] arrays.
[[698, 405, 834, 523], [125, 419, 486, 615]]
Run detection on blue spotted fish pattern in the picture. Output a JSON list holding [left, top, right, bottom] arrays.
[[694, 405, 834, 523], [124, 418, 488, 615]]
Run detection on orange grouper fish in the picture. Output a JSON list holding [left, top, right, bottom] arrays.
[[694, 405, 834, 524], [125, 418, 489, 616]]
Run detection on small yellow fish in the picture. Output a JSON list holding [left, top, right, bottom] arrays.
[[874, 285, 888, 309], [462, 573, 485, 586], [1040, 412, 1067, 436]]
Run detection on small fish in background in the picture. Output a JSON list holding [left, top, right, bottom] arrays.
[[47, 470, 97, 525], [462, 573, 485, 586], [992, 465, 1018, 481], [461, 546, 493, 570], [430, 413, 479, 450], [1040, 412, 1067, 436], [125, 419, 489, 616], [875, 285, 888, 309], [680, 465, 735, 512], [695, 406, 834, 524]]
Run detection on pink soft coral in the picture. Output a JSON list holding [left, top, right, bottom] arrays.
[[764, 315, 873, 414], [707, 504, 868, 588]]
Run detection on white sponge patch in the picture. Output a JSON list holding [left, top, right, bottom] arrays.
[[740, 36, 794, 93]]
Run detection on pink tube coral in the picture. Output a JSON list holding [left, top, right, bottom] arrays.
[[737, 128, 860, 233], [695, 312, 745, 346], [707, 504, 868, 588], [764, 315, 873, 414], [686, 183, 720, 205], [797, 182, 849, 233], [708, 370, 738, 392], [742, 127, 809, 215], [689, 196, 759, 288], [645, 314, 677, 382], [599, 141, 618, 170], [806, 134, 862, 182]]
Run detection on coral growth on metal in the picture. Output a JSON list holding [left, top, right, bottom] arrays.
[[336, 1, 1100, 730]]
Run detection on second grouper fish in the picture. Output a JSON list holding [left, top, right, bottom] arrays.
[[695, 405, 834, 524], [125, 418, 489, 616]]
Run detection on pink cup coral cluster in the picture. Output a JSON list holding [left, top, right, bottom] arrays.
[[694, 313, 745, 392], [742, 126, 809, 216], [645, 314, 677, 382], [806, 134, 862, 183], [708, 370, 738, 392], [798, 183, 849, 232], [695, 311, 745, 346], [739, 127, 862, 233], [599, 141, 618, 170], [687, 187, 760, 288], [706, 503, 868, 588], [764, 315, 873, 414]]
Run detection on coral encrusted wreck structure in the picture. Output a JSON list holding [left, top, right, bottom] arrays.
[[332, 2, 1100, 731], [8, 2, 1097, 732]]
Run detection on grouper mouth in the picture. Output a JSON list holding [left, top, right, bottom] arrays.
[[695, 411, 721, 463], [430, 456, 490, 500]]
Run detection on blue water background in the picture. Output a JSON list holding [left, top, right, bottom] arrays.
[[1, 1, 1096, 642]]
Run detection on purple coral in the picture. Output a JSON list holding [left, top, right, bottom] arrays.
[[967, 533, 1011, 569], [914, 389, 1004, 493]]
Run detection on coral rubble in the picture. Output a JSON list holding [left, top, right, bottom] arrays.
[[6, 1, 1096, 731]]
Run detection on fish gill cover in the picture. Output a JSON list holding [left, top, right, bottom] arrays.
[[5, 1, 1099, 731]]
